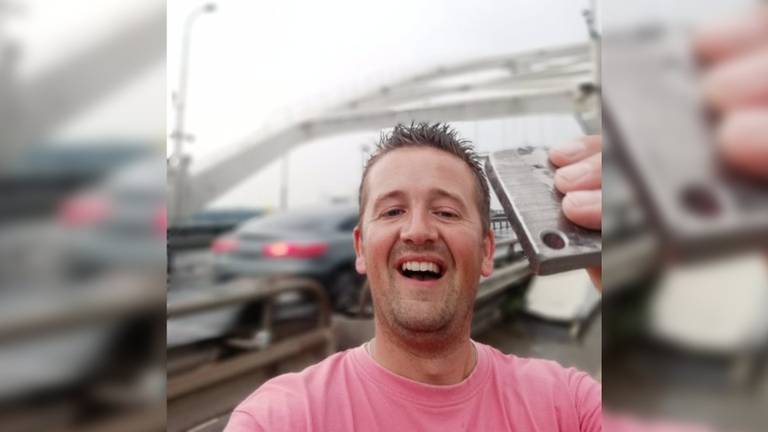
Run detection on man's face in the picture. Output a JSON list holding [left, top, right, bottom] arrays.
[[354, 147, 495, 337]]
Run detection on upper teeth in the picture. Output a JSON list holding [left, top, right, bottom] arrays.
[[401, 261, 441, 274]]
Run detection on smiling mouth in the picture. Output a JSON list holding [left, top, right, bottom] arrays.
[[397, 261, 444, 281]]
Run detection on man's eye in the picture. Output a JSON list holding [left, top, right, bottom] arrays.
[[382, 208, 404, 217], [436, 210, 459, 219]]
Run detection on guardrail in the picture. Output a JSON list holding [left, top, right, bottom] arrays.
[[491, 214, 514, 232], [166, 277, 335, 400], [0, 273, 164, 344]]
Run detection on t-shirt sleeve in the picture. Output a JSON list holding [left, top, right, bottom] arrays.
[[568, 369, 602, 432]]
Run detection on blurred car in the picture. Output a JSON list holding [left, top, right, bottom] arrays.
[[0, 140, 154, 223], [0, 153, 165, 406], [58, 156, 166, 277], [211, 205, 364, 312], [168, 207, 267, 251]]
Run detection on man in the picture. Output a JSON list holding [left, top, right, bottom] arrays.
[[225, 123, 602, 431]]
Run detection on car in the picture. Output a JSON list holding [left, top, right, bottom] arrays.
[[1, 140, 154, 223], [168, 207, 267, 275], [58, 156, 166, 277], [211, 204, 364, 313], [0, 154, 165, 404]]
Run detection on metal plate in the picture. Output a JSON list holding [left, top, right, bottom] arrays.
[[602, 25, 768, 261], [485, 146, 601, 275]]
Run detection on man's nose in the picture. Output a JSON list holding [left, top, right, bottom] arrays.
[[400, 210, 438, 244]]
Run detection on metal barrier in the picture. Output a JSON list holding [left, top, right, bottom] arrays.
[[491, 215, 514, 232], [166, 277, 335, 400], [0, 273, 163, 344]]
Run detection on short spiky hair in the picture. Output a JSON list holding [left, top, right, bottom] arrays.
[[358, 122, 490, 233]]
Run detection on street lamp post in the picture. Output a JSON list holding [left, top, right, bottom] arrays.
[[170, 2, 216, 224]]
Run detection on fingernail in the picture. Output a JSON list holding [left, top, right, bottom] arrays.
[[556, 162, 590, 184], [565, 191, 601, 208], [551, 140, 585, 158]]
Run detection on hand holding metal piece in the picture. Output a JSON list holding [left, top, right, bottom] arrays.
[[549, 135, 603, 231], [550, 135, 603, 289], [485, 141, 602, 276], [602, 20, 768, 262]]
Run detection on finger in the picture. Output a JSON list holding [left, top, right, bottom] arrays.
[[554, 152, 601, 193], [717, 109, 768, 180], [702, 46, 768, 110], [562, 190, 602, 231], [693, 7, 768, 64], [549, 135, 602, 167]]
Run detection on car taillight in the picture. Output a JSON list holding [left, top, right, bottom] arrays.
[[58, 194, 111, 227], [154, 207, 167, 237], [262, 241, 328, 258], [212, 237, 239, 254]]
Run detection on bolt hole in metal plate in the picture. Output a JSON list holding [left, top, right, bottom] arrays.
[[485, 146, 601, 275], [541, 230, 568, 250]]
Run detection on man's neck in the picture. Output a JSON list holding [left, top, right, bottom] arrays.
[[369, 323, 476, 386]]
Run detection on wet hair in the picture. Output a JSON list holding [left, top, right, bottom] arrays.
[[358, 122, 490, 233]]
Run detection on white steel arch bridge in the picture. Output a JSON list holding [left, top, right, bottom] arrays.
[[169, 40, 599, 222]]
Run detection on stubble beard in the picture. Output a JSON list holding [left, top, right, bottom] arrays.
[[373, 269, 477, 350]]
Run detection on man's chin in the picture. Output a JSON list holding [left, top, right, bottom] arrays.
[[389, 301, 453, 334], [393, 317, 449, 334]]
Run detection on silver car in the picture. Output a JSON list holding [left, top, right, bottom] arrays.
[[212, 204, 364, 312]]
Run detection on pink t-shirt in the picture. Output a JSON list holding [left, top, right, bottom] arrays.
[[225, 341, 601, 431]]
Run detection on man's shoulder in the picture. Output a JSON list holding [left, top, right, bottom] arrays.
[[478, 342, 598, 392], [479, 341, 601, 429]]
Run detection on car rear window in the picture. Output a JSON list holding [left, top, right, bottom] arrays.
[[190, 210, 261, 225], [243, 212, 329, 232], [241, 208, 355, 233]]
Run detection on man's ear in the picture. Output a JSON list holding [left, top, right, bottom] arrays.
[[353, 224, 366, 275], [480, 229, 495, 277]]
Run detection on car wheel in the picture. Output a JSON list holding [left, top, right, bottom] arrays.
[[329, 267, 365, 315]]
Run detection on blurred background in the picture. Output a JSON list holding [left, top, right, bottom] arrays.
[[601, 1, 768, 431], [165, 0, 601, 431], [0, 1, 165, 431]]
